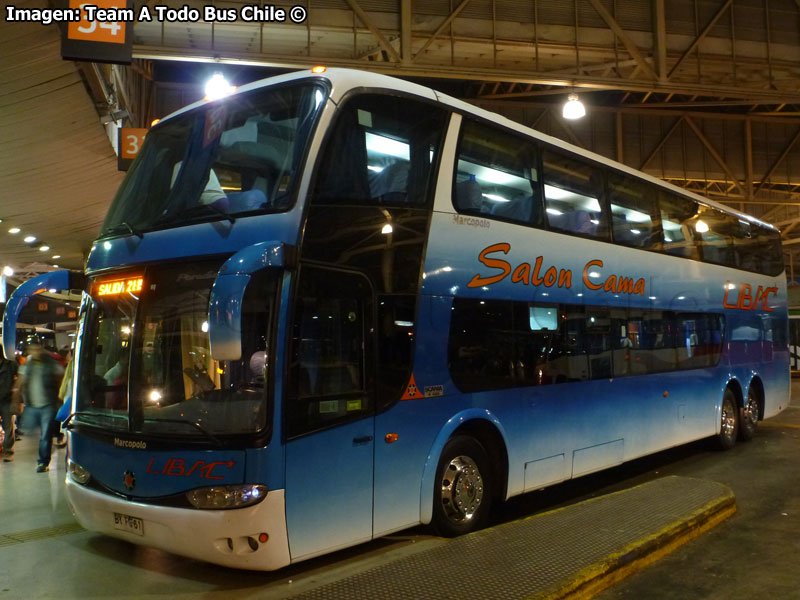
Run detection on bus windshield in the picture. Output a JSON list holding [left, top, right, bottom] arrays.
[[101, 82, 327, 236], [76, 261, 276, 437]]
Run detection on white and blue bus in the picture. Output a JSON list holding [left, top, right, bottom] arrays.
[[3, 68, 788, 570]]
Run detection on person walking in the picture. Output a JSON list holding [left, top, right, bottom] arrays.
[[16, 345, 64, 472], [0, 353, 19, 462]]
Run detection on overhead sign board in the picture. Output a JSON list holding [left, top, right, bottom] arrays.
[[117, 127, 148, 171], [61, 0, 133, 64]]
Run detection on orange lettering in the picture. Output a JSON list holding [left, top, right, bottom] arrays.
[[762, 287, 778, 312], [738, 284, 753, 310], [558, 269, 572, 288], [531, 256, 545, 286], [723, 282, 738, 309], [468, 243, 511, 288], [543, 266, 557, 287], [583, 260, 603, 290], [511, 263, 531, 284]]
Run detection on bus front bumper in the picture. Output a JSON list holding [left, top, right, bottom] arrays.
[[65, 478, 291, 571]]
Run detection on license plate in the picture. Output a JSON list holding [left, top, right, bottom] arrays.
[[113, 513, 144, 536]]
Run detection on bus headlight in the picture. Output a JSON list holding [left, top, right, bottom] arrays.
[[186, 485, 268, 509], [67, 459, 91, 485]]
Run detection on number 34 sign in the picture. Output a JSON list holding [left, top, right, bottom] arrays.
[[61, 0, 133, 64]]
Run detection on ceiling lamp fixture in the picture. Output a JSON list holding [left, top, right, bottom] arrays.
[[2, 266, 13, 277], [204, 73, 236, 101], [8, 227, 20, 234], [23, 235, 36, 243], [562, 93, 586, 120], [39, 245, 50, 252]]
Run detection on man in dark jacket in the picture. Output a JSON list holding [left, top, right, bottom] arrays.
[[0, 352, 19, 462]]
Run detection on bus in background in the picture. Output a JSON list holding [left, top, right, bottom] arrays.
[[0, 323, 57, 359], [2, 68, 788, 570], [789, 314, 800, 373]]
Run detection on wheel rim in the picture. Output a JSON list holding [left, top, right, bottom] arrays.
[[721, 397, 736, 440], [440, 455, 484, 524], [744, 390, 759, 429]]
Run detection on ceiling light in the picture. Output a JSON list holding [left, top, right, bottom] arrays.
[[204, 73, 236, 101], [311, 65, 327, 73], [695, 220, 709, 233], [562, 93, 586, 120], [24, 235, 36, 243], [2, 266, 13, 277], [381, 223, 393, 234], [52, 255, 61, 259], [8, 227, 20, 234], [39, 245, 50, 252]]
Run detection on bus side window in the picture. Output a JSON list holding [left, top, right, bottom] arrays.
[[453, 119, 542, 226], [448, 298, 516, 393], [695, 205, 736, 268], [608, 171, 662, 250], [313, 94, 448, 206], [542, 149, 609, 240], [659, 192, 700, 260]]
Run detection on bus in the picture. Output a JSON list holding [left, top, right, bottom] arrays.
[[2, 68, 788, 571], [0, 323, 57, 358]]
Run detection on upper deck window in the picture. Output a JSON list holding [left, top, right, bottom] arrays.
[[453, 119, 542, 226], [542, 149, 609, 240], [608, 171, 661, 250], [313, 93, 448, 206], [100, 83, 326, 237]]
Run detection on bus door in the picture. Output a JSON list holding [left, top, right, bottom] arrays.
[[284, 266, 376, 560]]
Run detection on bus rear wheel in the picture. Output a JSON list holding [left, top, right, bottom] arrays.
[[717, 389, 739, 450], [432, 436, 493, 537], [738, 386, 759, 441]]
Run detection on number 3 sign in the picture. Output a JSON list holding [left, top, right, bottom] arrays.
[[118, 128, 148, 171]]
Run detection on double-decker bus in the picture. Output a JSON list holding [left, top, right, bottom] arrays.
[[2, 68, 788, 571]]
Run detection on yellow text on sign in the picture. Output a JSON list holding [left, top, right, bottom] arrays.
[[97, 277, 143, 297]]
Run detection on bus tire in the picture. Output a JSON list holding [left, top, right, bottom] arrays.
[[738, 385, 759, 441], [717, 388, 739, 450], [432, 435, 493, 537]]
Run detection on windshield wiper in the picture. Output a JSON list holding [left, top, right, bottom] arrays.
[[164, 204, 236, 225], [142, 417, 223, 446], [102, 221, 143, 238]]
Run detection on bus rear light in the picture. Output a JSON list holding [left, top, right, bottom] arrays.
[[186, 484, 268, 509], [67, 459, 91, 485]]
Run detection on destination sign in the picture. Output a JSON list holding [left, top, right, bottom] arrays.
[[95, 276, 143, 297]]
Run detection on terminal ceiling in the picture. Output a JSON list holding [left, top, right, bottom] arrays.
[[4, 0, 800, 283]]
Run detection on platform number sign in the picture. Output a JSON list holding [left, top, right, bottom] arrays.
[[118, 128, 148, 171], [61, 0, 133, 64]]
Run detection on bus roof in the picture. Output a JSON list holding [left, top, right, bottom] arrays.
[[158, 67, 777, 233]]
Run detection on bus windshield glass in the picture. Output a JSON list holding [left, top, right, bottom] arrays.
[[101, 83, 327, 236], [76, 262, 276, 437]]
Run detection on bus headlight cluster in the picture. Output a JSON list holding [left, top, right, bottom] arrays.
[[67, 459, 91, 485], [186, 485, 268, 510]]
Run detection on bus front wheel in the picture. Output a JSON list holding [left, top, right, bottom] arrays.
[[432, 435, 493, 537], [717, 389, 739, 450]]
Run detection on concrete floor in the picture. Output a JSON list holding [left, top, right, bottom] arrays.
[[0, 384, 798, 599]]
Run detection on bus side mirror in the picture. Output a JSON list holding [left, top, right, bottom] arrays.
[[2, 270, 85, 359], [208, 241, 290, 361]]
